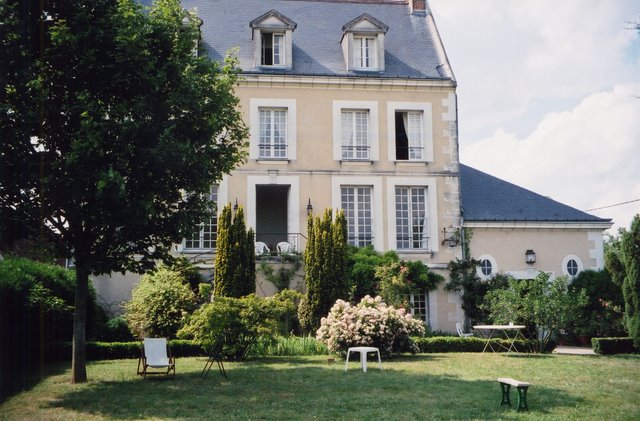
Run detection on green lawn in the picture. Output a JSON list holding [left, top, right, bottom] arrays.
[[1, 353, 638, 420]]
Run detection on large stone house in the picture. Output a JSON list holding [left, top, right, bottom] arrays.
[[92, 0, 611, 331]]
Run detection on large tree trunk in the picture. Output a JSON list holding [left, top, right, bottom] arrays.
[[71, 264, 89, 383]]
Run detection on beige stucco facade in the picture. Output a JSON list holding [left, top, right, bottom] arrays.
[[465, 223, 607, 281]]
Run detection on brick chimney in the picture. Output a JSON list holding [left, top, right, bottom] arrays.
[[411, 0, 426, 14]]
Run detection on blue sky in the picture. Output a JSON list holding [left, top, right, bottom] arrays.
[[430, 0, 640, 233]]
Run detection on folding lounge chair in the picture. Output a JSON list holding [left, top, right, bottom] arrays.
[[456, 322, 474, 338], [137, 338, 176, 378]]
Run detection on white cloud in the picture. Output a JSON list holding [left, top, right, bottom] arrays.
[[430, 0, 640, 138], [461, 84, 640, 232], [428, 0, 640, 232]]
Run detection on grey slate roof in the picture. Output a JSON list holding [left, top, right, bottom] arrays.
[[148, 0, 454, 80], [459, 164, 611, 223]]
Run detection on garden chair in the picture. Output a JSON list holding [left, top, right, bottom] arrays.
[[255, 241, 270, 256], [276, 241, 294, 255], [456, 322, 473, 338], [137, 338, 176, 378]]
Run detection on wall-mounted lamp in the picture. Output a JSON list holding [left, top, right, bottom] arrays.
[[233, 198, 239, 212], [525, 249, 536, 264], [441, 226, 460, 247], [306, 198, 313, 216]]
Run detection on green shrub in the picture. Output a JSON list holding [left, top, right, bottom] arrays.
[[0, 257, 101, 399], [178, 295, 286, 360], [592, 337, 637, 355], [49, 340, 206, 361], [412, 336, 531, 353], [124, 267, 198, 339], [569, 270, 625, 337], [97, 316, 135, 342]]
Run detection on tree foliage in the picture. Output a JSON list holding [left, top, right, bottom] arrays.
[[178, 295, 286, 360], [445, 259, 510, 329], [606, 214, 640, 348], [298, 209, 349, 332], [124, 266, 197, 339], [347, 246, 398, 302], [213, 204, 256, 298], [0, 0, 248, 382], [568, 269, 625, 337], [375, 257, 443, 308], [484, 273, 587, 352]]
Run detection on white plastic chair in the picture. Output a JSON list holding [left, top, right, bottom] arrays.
[[137, 338, 175, 378], [255, 241, 270, 256], [276, 241, 293, 254], [456, 322, 473, 338]]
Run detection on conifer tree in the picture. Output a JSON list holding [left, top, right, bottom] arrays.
[[214, 204, 255, 298], [299, 209, 349, 332]]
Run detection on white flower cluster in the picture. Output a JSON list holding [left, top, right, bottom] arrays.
[[316, 295, 425, 356]]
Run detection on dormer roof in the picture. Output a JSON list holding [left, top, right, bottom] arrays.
[[250, 9, 297, 31], [342, 13, 389, 34]]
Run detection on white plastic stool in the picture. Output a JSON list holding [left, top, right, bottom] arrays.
[[344, 347, 382, 372]]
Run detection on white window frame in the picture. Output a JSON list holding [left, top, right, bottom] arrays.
[[261, 32, 285, 66], [341, 185, 374, 247], [476, 254, 498, 280], [333, 100, 378, 161], [394, 186, 429, 250], [332, 176, 383, 250], [387, 102, 433, 162], [250, 99, 296, 161], [562, 255, 583, 277], [184, 185, 219, 251], [409, 289, 430, 325], [258, 108, 288, 159], [341, 109, 370, 160], [386, 177, 438, 252], [354, 35, 377, 69]]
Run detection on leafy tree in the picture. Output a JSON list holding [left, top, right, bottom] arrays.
[[298, 209, 349, 332], [213, 204, 256, 298], [125, 266, 197, 339], [445, 259, 510, 329], [605, 214, 640, 348], [375, 257, 443, 308], [347, 246, 397, 302], [484, 273, 587, 352], [0, 0, 247, 382], [568, 269, 625, 337]]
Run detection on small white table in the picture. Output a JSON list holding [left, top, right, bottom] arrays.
[[473, 324, 526, 354], [344, 347, 382, 372]]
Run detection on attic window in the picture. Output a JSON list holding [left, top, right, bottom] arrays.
[[341, 14, 388, 72], [250, 10, 297, 70], [262, 33, 284, 66]]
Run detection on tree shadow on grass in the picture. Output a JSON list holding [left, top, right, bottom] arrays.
[[46, 357, 584, 420]]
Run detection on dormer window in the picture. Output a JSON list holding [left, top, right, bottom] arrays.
[[262, 33, 284, 66], [250, 10, 297, 70], [341, 14, 388, 72]]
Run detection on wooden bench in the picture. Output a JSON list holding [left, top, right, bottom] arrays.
[[497, 377, 530, 411]]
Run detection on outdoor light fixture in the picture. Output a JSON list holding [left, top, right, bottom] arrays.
[[525, 249, 536, 264], [306, 198, 313, 216], [233, 198, 239, 212], [441, 226, 460, 247]]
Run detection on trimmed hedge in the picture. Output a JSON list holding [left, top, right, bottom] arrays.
[[413, 336, 530, 353], [50, 340, 207, 361], [592, 337, 637, 355]]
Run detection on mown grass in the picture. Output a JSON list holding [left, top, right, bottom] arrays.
[[1, 353, 638, 420]]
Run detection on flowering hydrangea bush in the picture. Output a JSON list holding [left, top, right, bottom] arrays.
[[316, 295, 425, 356]]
